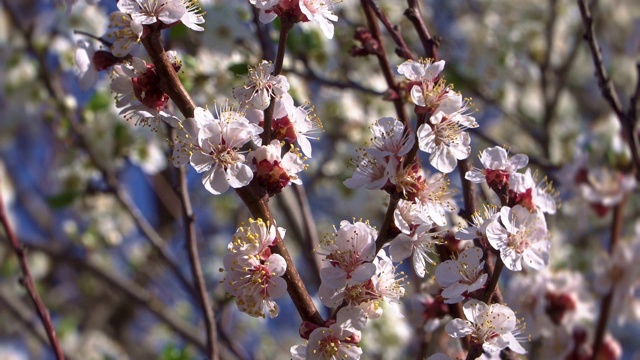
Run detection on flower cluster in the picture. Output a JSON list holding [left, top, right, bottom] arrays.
[[109, 54, 182, 129], [339, 60, 559, 358], [108, 0, 204, 56], [464, 146, 555, 271], [445, 299, 526, 355], [222, 218, 287, 318], [290, 220, 406, 358], [238, 61, 322, 159], [251, 0, 339, 39], [172, 105, 262, 194], [75, 0, 204, 90], [399, 59, 478, 173], [167, 60, 321, 196]]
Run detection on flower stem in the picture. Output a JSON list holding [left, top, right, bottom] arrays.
[[262, 17, 294, 145], [482, 256, 504, 304]]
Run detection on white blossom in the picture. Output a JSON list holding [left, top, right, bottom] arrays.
[[117, 0, 186, 26], [106, 12, 143, 57], [291, 307, 363, 360], [485, 205, 549, 271], [445, 299, 526, 354], [579, 166, 636, 207], [389, 224, 439, 278], [318, 220, 377, 289], [435, 247, 487, 304], [222, 219, 287, 318], [417, 106, 478, 174], [465, 146, 529, 184], [299, 0, 339, 39], [188, 106, 262, 195], [233, 60, 290, 111]]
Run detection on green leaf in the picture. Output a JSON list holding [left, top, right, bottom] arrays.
[[168, 23, 189, 41], [86, 91, 112, 112], [46, 191, 80, 208], [161, 344, 195, 360], [228, 62, 250, 76]]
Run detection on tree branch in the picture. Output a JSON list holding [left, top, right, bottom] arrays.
[[177, 164, 219, 360], [363, 0, 416, 60], [0, 191, 65, 360], [592, 195, 628, 358], [405, 0, 439, 60], [236, 183, 324, 325], [23, 241, 208, 352]]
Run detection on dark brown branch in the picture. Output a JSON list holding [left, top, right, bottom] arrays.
[[405, 0, 439, 60], [592, 195, 628, 359], [178, 164, 219, 360], [364, 0, 415, 60], [236, 183, 324, 325], [141, 22, 322, 328], [142, 31, 196, 118], [0, 191, 65, 360], [361, 0, 411, 127], [0, 289, 75, 360], [577, 0, 624, 118], [262, 18, 294, 145]]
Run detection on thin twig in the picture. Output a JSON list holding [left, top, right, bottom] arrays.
[[577, 0, 640, 176], [3, 0, 195, 298], [251, 6, 276, 62], [0, 288, 76, 360], [178, 164, 219, 360], [262, 18, 294, 145], [291, 185, 324, 278], [0, 191, 65, 360], [592, 195, 628, 358], [405, 0, 439, 60], [576, 0, 624, 118], [361, 0, 411, 127], [540, 0, 559, 158], [24, 241, 209, 351], [364, 0, 415, 60], [283, 63, 384, 96]]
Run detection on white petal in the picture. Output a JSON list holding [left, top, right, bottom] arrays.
[[410, 85, 426, 106], [389, 235, 414, 262], [320, 266, 347, 289], [350, 263, 376, 283], [430, 145, 457, 173], [503, 332, 527, 354], [267, 276, 287, 299], [445, 318, 474, 338], [225, 162, 253, 188], [266, 254, 287, 276], [203, 167, 229, 195]]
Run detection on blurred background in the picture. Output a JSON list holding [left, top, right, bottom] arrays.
[[0, 0, 639, 359]]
